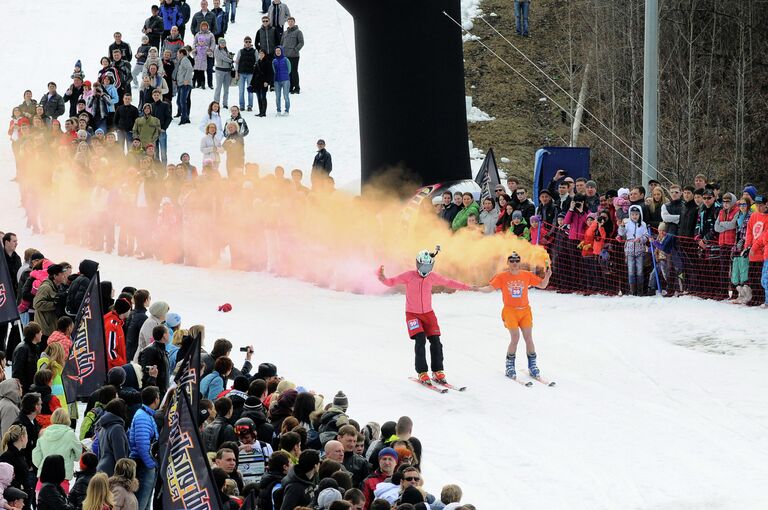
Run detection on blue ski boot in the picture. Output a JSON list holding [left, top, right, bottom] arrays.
[[528, 352, 540, 378], [505, 354, 516, 378]]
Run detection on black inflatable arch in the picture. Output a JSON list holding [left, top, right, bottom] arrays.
[[336, 0, 472, 188]]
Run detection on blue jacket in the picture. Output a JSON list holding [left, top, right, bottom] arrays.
[[271, 48, 291, 82], [166, 342, 180, 377], [104, 84, 119, 113], [200, 370, 225, 400], [160, 4, 184, 31], [129, 405, 158, 469]]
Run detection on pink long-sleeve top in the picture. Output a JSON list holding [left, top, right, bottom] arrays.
[[381, 270, 471, 313]]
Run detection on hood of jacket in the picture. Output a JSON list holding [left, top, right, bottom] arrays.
[[628, 204, 644, 223], [39, 423, 73, 442], [0, 461, 14, 486], [0, 380, 20, 405], [97, 411, 125, 430], [281, 467, 312, 489], [78, 259, 99, 278], [274, 45, 286, 59]]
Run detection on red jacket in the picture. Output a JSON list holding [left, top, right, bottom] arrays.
[[362, 471, 390, 510], [745, 212, 768, 262], [104, 310, 127, 369]]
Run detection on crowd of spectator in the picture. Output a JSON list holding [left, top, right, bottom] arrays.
[[0, 232, 476, 510], [8, 0, 307, 178], [437, 172, 768, 306]]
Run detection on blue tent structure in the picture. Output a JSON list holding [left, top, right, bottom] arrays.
[[533, 147, 591, 205]]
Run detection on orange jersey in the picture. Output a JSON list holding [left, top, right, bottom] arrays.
[[489, 270, 543, 308]]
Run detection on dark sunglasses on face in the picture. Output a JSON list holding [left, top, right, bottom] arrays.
[[404, 476, 420, 482]]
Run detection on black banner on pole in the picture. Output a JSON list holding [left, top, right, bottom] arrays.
[[0, 253, 20, 323], [475, 148, 501, 204], [161, 388, 222, 510], [63, 272, 107, 402]]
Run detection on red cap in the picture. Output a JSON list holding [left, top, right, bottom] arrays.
[[83, 80, 92, 87], [218, 303, 232, 313]]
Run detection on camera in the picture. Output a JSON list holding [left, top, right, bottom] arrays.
[[239, 346, 252, 353]]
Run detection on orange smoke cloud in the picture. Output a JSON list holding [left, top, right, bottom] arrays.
[[13, 138, 548, 293]]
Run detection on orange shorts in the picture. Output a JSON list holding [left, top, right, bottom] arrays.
[[501, 306, 533, 329]]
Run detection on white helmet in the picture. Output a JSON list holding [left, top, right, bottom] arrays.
[[416, 249, 435, 277]]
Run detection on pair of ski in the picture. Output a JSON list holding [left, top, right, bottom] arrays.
[[510, 374, 556, 387], [409, 377, 467, 394]]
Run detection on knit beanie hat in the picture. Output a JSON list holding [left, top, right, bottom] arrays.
[[743, 185, 757, 200], [149, 301, 169, 318], [511, 210, 523, 220], [529, 215, 541, 224], [113, 298, 132, 315], [107, 366, 127, 387], [317, 488, 342, 509], [378, 447, 398, 460], [333, 391, 348, 411], [244, 396, 263, 410], [165, 312, 182, 328]]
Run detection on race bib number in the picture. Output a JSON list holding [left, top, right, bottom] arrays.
[[408, 319, 420, 331], [508, 281, 524, 298]]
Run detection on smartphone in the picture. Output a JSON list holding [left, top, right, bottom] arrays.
[[239, 346, 250, 352]]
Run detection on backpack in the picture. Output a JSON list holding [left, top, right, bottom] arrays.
[[215, 11, 228, 35], [80, 404, 105, 440]]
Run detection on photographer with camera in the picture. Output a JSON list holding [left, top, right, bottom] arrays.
[[561, 194, 589, 290]]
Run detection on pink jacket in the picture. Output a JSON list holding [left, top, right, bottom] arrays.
[[381, 270, 470, 313]]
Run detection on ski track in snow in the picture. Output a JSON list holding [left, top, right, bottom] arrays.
[[3, 2, 768, 508]]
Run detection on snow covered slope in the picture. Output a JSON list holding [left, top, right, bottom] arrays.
[[3, 2, 768, 509]]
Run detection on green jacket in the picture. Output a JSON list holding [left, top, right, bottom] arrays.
[[509, 219, 531, 241], [32, 279, 58, 336], [132, 115, 161, 148], [451, 201, 480, 231], [32, 424, 82, 479]]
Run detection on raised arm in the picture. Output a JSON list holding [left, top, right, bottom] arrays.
[[378, 266, 410, 287], [534, 267, 553, 289]]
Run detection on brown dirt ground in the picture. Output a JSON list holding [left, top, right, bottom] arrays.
[[464, 0, 579, 185]]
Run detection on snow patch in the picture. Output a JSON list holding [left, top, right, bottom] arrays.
[[466, 96, 495, 123]]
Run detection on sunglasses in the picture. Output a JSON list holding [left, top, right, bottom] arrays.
[[723, 200, 732, 203], [404, 476, 421, 482], [516, 191, 526, 195], [738, 203, 748, 207], [704, 196, 714, 200]]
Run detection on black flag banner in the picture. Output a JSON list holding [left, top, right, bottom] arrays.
[[474, 148, 501, 204], [159, 331, 203, 452], [63, 271, 107, 402], [174, 331, 202, 413], [0, 252, 19, 323], [161, 387, 222, 510]]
